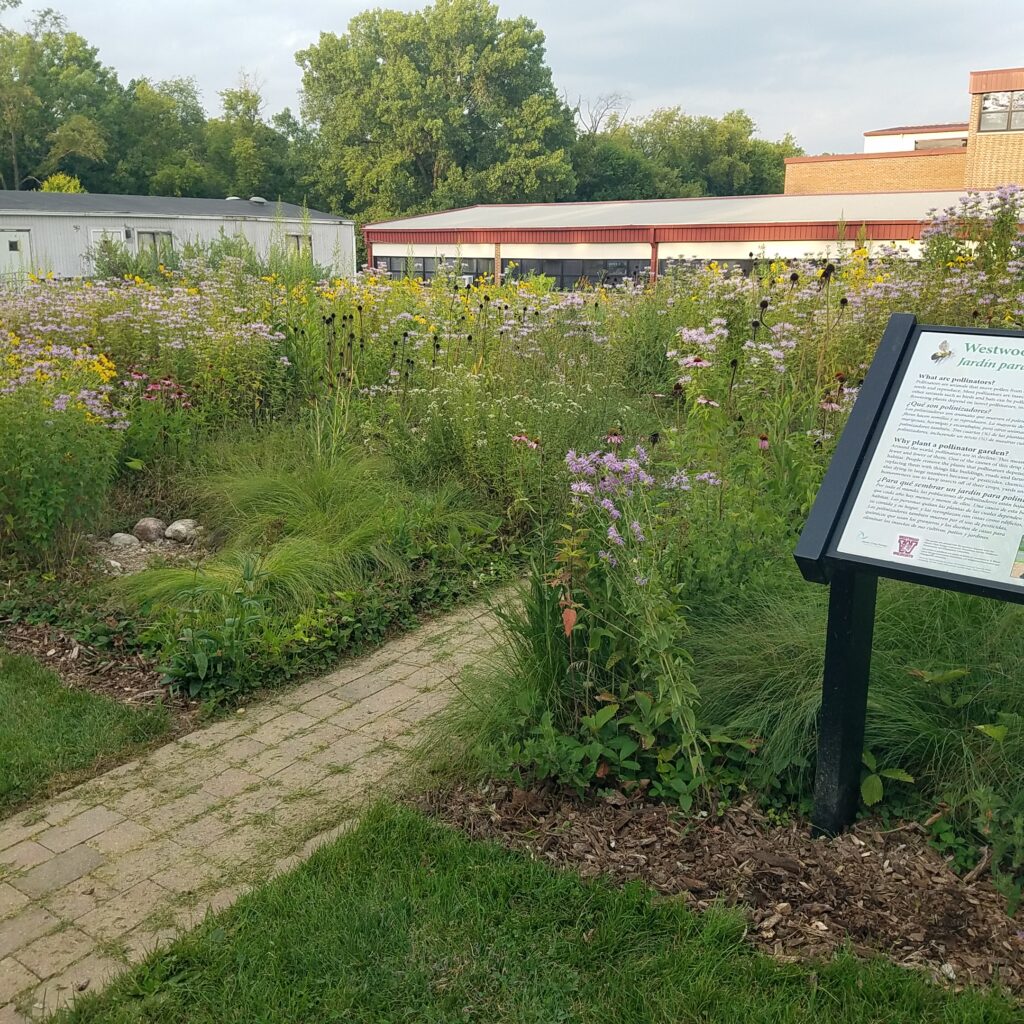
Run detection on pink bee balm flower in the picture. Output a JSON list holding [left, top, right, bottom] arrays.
[[819, 401, 842, 412]]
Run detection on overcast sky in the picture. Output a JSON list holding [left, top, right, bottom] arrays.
[[13, 1, 1024, 153]]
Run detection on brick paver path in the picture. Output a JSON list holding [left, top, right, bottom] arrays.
[[0, 601, 499, 1021]]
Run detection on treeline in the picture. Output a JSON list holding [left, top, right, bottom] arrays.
[[0, 0, 802, 219]]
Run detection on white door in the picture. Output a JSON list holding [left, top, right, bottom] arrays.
[[0, 231, 31, 276]]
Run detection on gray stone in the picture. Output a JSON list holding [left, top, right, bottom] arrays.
[[108, 533, 141, 548], [164, 519, 199, 543], [132, 517, 166, 543]]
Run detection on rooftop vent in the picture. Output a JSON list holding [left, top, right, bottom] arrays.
[[225, 195, 241, 201], [249, 196, 268, 205]]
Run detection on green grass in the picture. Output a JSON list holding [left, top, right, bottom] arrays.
[[0, 650, 170, 814], [59, 802, 1017, 1023]]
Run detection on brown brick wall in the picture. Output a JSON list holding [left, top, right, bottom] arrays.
[[784, 151, 966, 195], [964, 94, 1024, 188]]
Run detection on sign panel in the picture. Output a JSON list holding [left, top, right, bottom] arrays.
[[835, 328, 1024, 587]]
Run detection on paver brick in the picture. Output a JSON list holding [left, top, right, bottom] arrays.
[[329, 683, 419, 731], [202, 769, 263, 800], [27, 952, 123, 1016], [0, 889, 27, 923], [0, 843, 51, 874], [297, 693, 350, 720], [92, 838, 186, 892], [0, 906, 60, 960], [0, 958, 36, 1004], [35, 807, 124, 854], [10, 845, 105, 900], [85, 819, 154, 857], [0, 1001, 29, 1023], [13, 926, 94, 978], [75, 881, 169, 941], [40, 879, 118, 924], [0, 821, 45, 857], [246, 710, 320, 747]]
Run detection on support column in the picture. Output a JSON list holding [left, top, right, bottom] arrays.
[[812, 568, 877, 837], [649, 228, 659, 282], [494, 242, 502, 286]]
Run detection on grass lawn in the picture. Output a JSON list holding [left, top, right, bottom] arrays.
[[59, 803, 1017, 1024], [0, 650, 170, 814]]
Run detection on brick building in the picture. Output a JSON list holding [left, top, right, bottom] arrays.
[[785, 67, 1024, 194]]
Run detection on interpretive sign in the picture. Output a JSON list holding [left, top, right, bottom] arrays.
[[795, 312, 1024, 836]]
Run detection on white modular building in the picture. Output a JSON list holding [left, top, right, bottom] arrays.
[[364, 190, 967, 287], [0, 192, 356, 278]]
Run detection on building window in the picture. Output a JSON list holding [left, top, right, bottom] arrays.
[[8, 240, 18, 252], [137, 230, 174, 252], [979, 91, 1024, 132], [914, 136, 967, 150], [288, 233, 313, 256]]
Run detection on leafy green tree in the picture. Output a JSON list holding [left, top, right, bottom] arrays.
[[627, 108, 802, 197], [105, 77, 215, 196], [204, 76, 304, 201], [0, 10, 118, 189], [298, 0, 576, 219]]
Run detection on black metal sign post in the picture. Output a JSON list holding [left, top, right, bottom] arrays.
[[796, 313, 1024, 837]]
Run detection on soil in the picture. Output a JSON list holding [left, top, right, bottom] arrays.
[[1, 620, 199, 729], [417, 782, 1024, 996]]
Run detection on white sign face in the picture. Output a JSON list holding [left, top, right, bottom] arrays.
[[836, 329, 1024, 585]]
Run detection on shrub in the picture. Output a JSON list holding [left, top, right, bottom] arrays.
[[0, 331, 125, 562]]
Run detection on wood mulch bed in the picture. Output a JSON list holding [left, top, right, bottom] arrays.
[[1, 620, 199, 729], [417, 781, 1024, 996]]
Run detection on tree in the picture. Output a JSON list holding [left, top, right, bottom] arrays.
[[105, 78, 215, 196], [627, 107, 803, 197], [40, 170, 84, 191], [297, 0, 576, 220], [204, 75, 301, 201], [572, 132, 684, 202], [0, 10, 119, 189]]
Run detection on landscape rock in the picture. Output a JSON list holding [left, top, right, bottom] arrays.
[[109, 532, 142, 548], [165, 518, 200, 543], [132, 516, 167, 542]]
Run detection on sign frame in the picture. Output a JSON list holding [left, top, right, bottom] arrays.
[[795, 312, 1024, 836]]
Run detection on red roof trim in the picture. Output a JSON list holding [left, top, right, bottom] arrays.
[[365, 220, 932, 245], [786, 149, 967, 165], [863, 123, 967, 136]]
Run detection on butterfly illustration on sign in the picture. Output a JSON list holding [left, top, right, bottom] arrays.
[[931, 340, 952, 362]]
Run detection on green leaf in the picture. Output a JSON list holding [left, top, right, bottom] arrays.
[[124, 457, 145, 472], [860, 773, 883, 806], [605, 650, 625, 671], [588, 704, 619, 731], [975, 723, 1009, 743], [861, 749, 877, 772], [879, 768, 915, 784]]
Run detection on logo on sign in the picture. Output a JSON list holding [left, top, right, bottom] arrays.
[[894, 535, 920, 558]]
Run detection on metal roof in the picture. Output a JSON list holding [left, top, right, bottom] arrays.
[[367, 191, 969, 232], [863, 123, 968, 136], [0, 191, 351, 223]]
